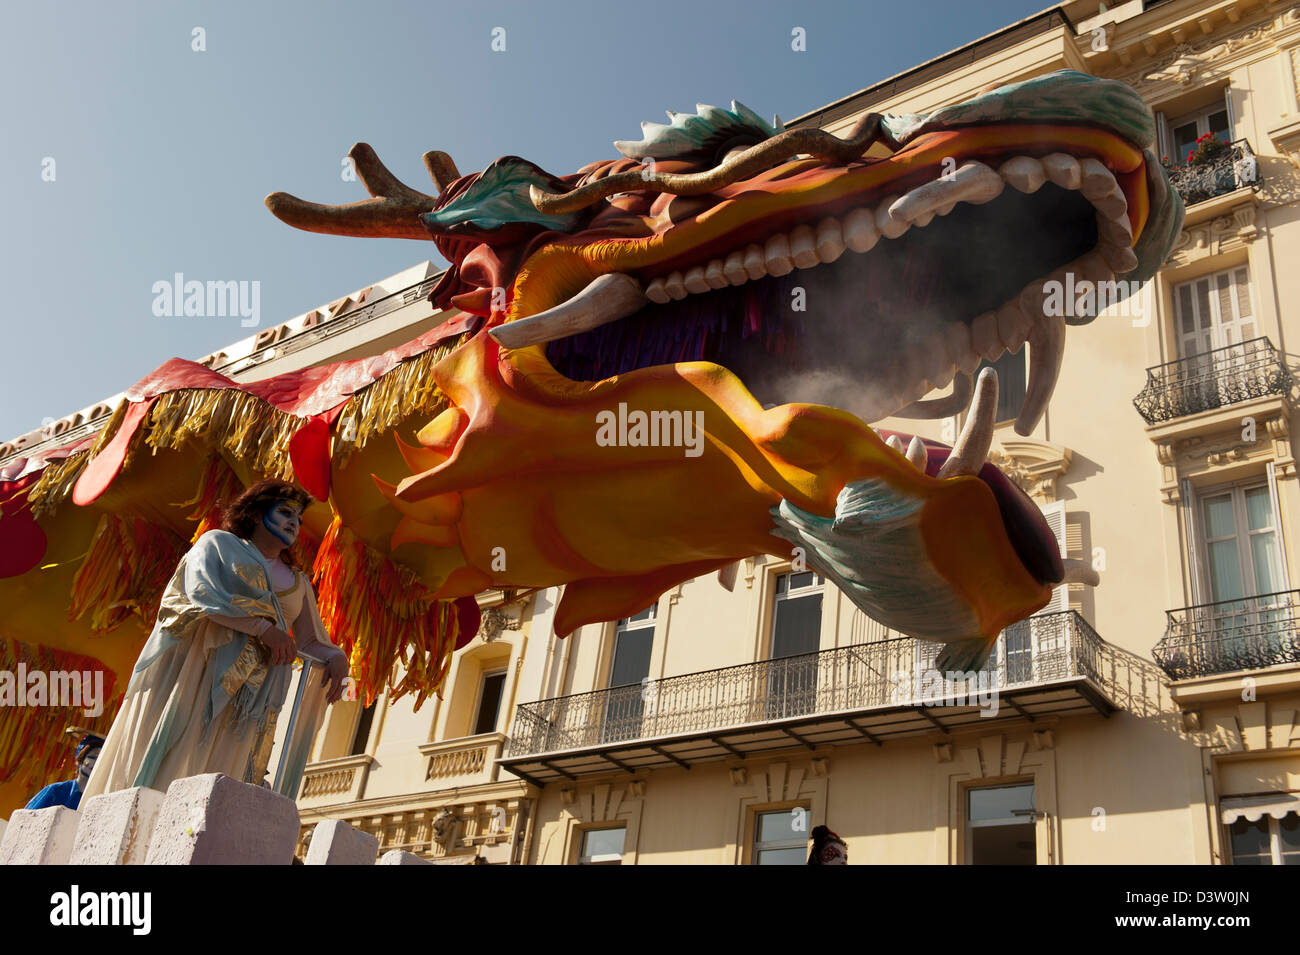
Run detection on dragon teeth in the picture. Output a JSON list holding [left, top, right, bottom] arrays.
[[1041, 153, 1082, 190], [790, 225, 820, 269], [875, 194, 909, 239], [998, 156, 1046, 194], [843, 208, 879, 253], [704, 259, 729, 289], [815, 217, 846, 263], [663, 271, 688, 300], [723, 250, 749, 285], [683, 265, 710, 295], [632, 151, 1139, 360]]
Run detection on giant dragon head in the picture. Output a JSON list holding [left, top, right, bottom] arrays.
[[267, 69, 1183, 671]]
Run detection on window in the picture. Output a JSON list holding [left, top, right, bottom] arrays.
[[578, 826, 626, 865], [976, 350, 1026, 423], [1229, 813, 1300, 865], [349, 701, 376, 757], [767, 571, 824, 718], [753, 808, 810, 865], [1170, 102, 1230, 167], [473, 670, 507, 736], [966, 783, 1037, 865], [1199, 484, 1283, 603], [601, 604, 656, 743], [1174, 266, 1256, 362]]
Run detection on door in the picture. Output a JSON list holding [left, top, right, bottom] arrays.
[[767, 571, 824, 719], [1173, 267, 1257, 412], [1197, 483, 1288, 671], [601, 604, 656, 743]]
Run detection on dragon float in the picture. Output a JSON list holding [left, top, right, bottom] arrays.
[[0, 70, 1183, 813]]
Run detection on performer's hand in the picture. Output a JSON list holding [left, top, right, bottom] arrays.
[[321, 651, 349, 704], [258, 625, 297, 666]]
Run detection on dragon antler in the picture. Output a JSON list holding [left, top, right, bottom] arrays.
[[264, 143, 459, 239]]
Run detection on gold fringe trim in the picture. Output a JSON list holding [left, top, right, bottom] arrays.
[[179, 455, 245, 543], [312, 514, 459, 710], [85, 398, 128, 460], [332, 342, 456, 467], [27, 448, 91, 520], [0, 637, 119, 788], [140, 389, 299, 481], [25, 335, 467, 514], [68, 513, 188, 635]]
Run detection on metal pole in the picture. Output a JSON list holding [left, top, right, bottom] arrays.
[[273, 649, 325, 797]]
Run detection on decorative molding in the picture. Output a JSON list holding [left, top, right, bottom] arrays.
[[1121, 15, 1281, 95], [1193, 700, 1300, 752], [729, 766, 748, 786], [431, 807, 457, 848], [987, 438, 1072, 504], [1031, 729, 1055, 751], [1168, 202, 1259, 264], [933, 741, 953, 763], [478, 605, 521, 642]]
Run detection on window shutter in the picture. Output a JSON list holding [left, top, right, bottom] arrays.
[[1039, 501, 1068, 613], [1224, 87, 1234, 138], [1266, 462, 1292, 591], [1155, 109, 1169, 161], [1183, 478, 1204, 604]]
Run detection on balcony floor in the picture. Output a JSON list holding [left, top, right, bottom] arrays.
[[498, 676, 1115, 785]]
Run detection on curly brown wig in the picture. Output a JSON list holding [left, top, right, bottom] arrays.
[[219, 479, 313, 565]]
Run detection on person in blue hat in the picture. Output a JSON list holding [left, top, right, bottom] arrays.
[[24, 732, 105, 811]]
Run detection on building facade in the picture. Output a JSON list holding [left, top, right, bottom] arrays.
[[288, 0, 1300, 864], [9, 0, 1300, 864]]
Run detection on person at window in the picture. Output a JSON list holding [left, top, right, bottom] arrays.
[[807, 824, 848, 865], [82, 479, 348, 801]]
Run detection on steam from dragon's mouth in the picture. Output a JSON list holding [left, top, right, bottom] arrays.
[[520, 148, 1141, 435]]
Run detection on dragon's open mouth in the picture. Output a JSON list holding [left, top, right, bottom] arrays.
[[505, 125, 1147, 435]]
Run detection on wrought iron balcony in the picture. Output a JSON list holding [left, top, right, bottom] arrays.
[[501, 612, 1129, 783], [1132, 337, 1293, 425], [1154, 590, 1300, 680], [1165, 139, 1259, 207]]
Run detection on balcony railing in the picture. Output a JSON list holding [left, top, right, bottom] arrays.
[[506, 611, 1107, 758], [1132, 337, 1293, 425], [1165, 139, 1259, 207], [1154, 590, 1300, 680]]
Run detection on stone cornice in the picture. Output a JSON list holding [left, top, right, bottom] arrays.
[[1081, 2, 1300, 95]]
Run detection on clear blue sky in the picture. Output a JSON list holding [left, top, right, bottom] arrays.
[[0, 0, 1053, 442]]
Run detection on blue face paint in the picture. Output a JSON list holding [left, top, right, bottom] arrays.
[[262, 501, 301, 547]]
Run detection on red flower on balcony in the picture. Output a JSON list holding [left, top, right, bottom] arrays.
[[1186, 132, 1229, 166]]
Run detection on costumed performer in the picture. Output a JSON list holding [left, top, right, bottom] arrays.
[[82, 479, 349, 801]]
